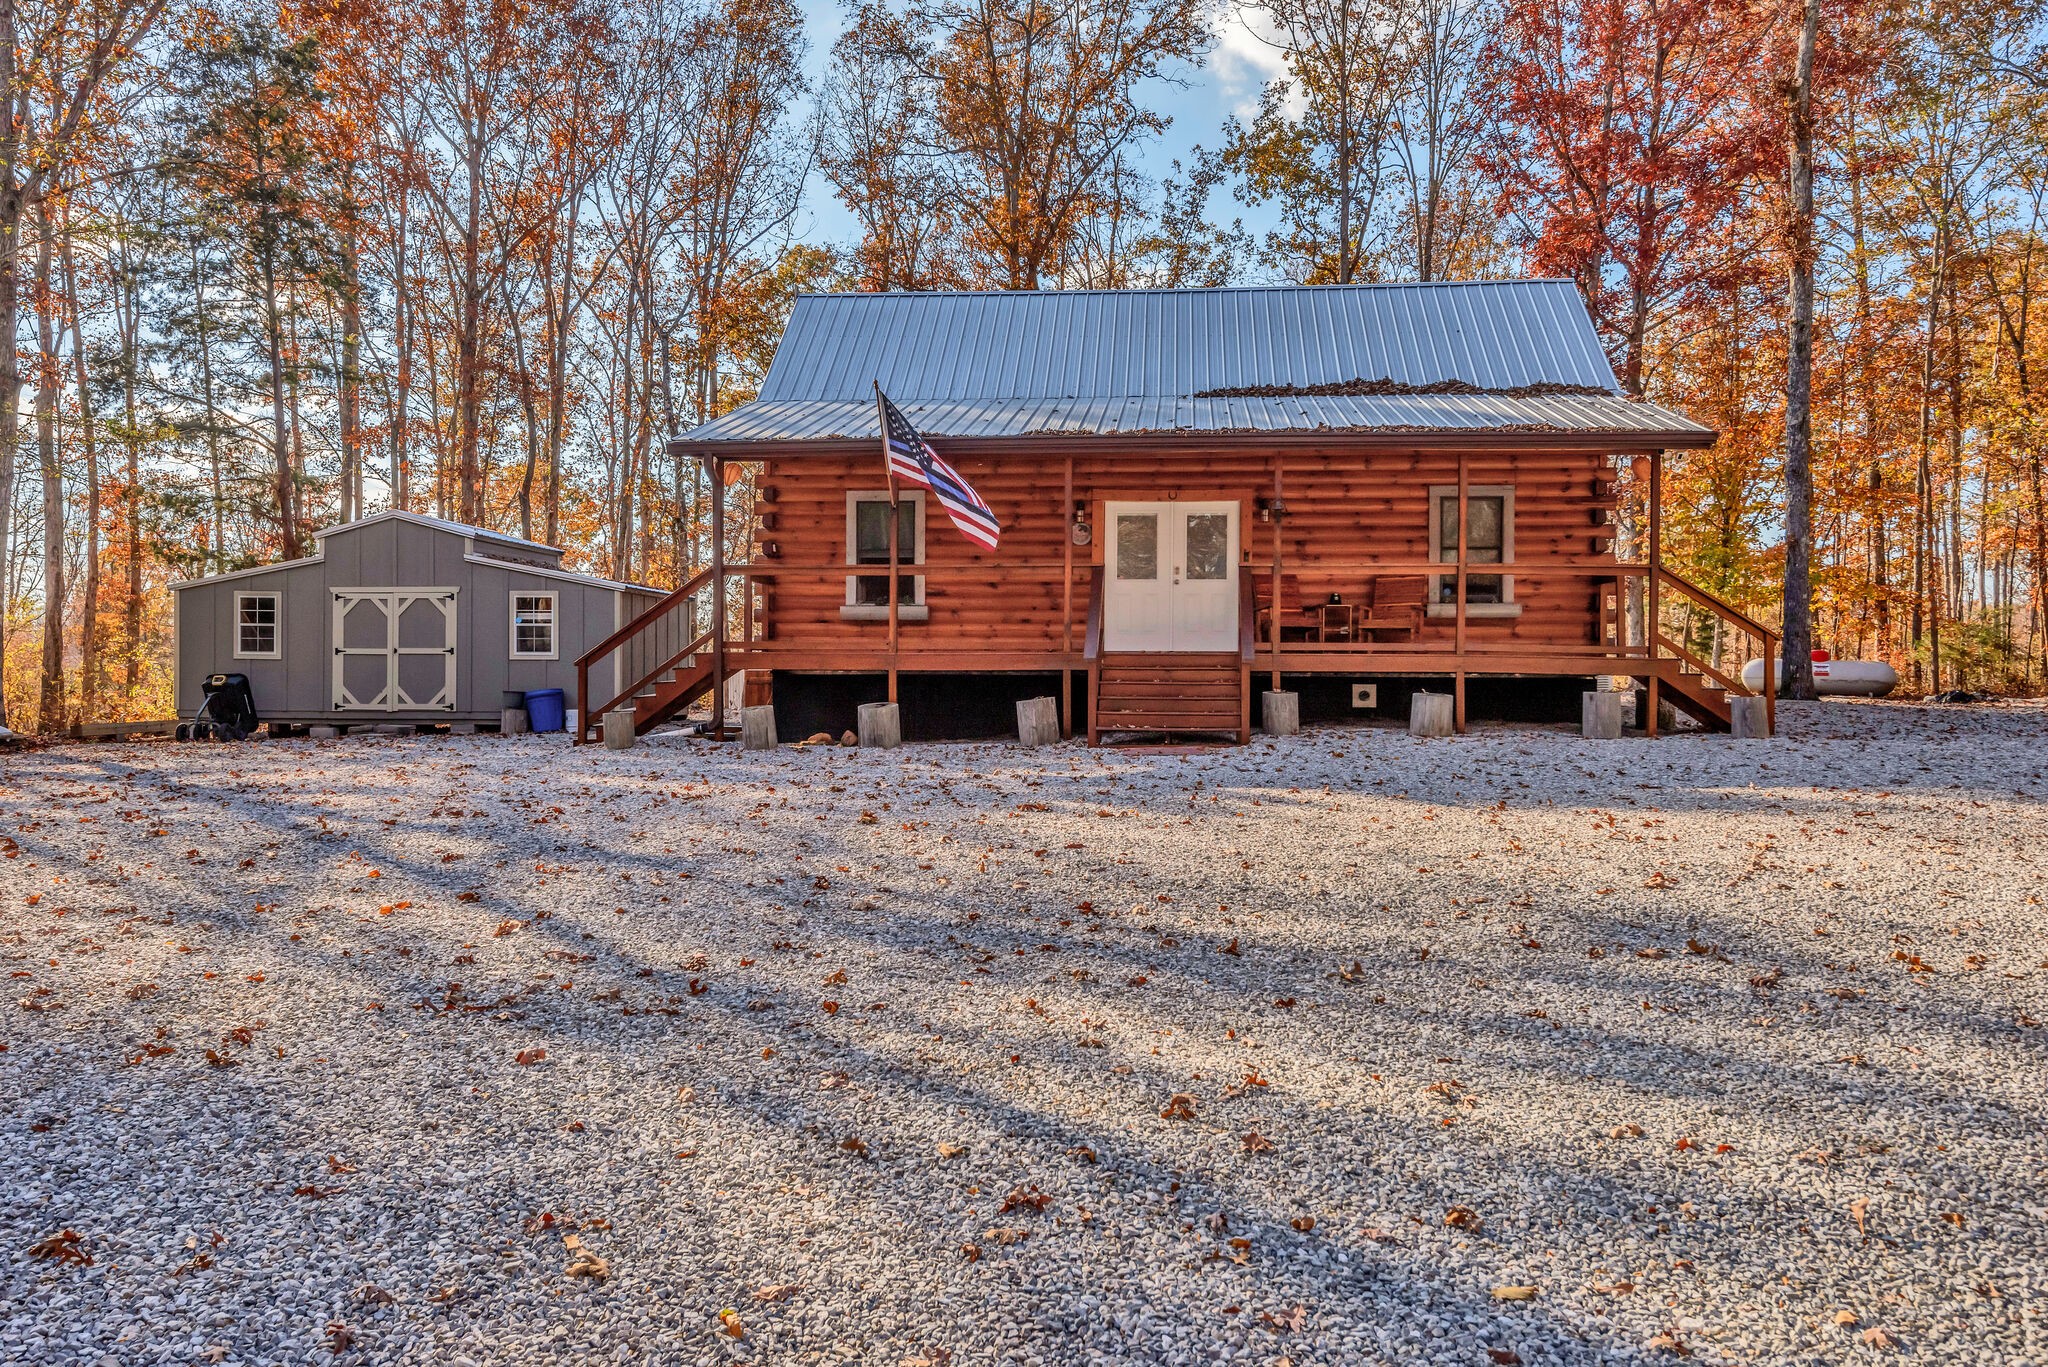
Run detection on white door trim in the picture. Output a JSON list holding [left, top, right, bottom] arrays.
[[1103, 501, 1239, 652], [332, 588, 459, 712]]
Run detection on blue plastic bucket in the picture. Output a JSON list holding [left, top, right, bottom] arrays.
[[525, 688, 566, 733]]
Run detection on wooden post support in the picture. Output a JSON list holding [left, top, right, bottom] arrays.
[[1729, 695, 1771, 738], [710, 454, 727, 744], [1763, 633, 1777, 735], [1455, 452, 1468, 733], [1260, 690, 1299, 737], [1581, 690, 1623, 739], [1409, 691, 1454, 737], [1017, 696, 1059, 747], [500, 707, 530, 735], [1646, 676, 1661, 738], [1269, 458, 1283, 694], [604, 709, 637, 751], [1061, 453, 1074, 738], [741, 704, 778, 751], [857, 701, 901, 749]]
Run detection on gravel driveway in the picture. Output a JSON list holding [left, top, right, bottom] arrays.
[[3, 700, 2045, 1366]]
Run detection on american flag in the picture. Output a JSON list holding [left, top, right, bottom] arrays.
[[877, 388, 1000, 551]]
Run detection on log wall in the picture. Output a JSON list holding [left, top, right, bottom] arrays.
[[751, 441, 1623, 659]]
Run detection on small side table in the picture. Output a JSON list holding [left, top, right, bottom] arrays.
[[1315, 603, 1357, 643]]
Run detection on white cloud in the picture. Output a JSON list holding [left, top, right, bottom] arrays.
[[1211, 2, 1292, 122]]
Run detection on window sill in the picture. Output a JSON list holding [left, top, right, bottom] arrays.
[[840, 604, 930, 623], [1426, 602, 1523, 619]]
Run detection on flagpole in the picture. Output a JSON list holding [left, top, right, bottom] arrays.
[[876, 382, 899, 705]]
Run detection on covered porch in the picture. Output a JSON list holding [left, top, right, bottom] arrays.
[[573, 441, 1776, 745]]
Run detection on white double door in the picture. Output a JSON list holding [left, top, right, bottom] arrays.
[[333, 589, 458, 711], [1103, 501, 1239, 652]]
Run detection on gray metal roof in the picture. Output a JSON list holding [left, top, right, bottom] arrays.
[[686, 392, 1707, 442], [688, 281, 1711, 443]]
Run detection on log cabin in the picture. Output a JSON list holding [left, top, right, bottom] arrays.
[[576, 281, 1778, 744]]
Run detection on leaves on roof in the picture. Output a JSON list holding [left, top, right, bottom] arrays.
[[1192, 377, 1620, 399]]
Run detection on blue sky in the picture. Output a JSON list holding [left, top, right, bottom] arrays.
[[785, 0, 1287, 249]]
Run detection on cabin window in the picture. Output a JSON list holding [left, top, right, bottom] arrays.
[[234, 592, 280, 659], [844, 491, 925, 614], [1427, 485, 1516, 611], [511, 592, 558, 659]]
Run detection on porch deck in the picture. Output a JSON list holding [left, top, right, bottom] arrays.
[[572, 552, 1776, 745]]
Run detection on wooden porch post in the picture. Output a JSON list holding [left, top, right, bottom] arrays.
[[1269, 458, 1283, 694], [1454, 451, 1469, 734], [1061, 453, 1074, 738], [1647, 450, 1663, 737], [711, 455, 727, 743]]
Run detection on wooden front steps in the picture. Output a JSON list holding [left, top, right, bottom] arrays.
[[625, 654, 719, 737], [1659, 661, 1733, 730], [1092, 652, 1247, 743]]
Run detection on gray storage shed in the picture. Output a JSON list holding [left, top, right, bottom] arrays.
[[171, 511, 664, 729]]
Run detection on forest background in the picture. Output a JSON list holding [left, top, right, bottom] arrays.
[[4, 0, 2046, 729]]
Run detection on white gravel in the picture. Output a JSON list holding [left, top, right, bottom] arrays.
[[2, 699, 2045, 1366]]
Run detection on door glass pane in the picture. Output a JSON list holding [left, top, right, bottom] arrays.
[[1116, 514, 1158, 579], [1184, 514, 1228, 579]]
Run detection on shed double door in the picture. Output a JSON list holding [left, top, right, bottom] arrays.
[[1104, 501, 1239, 651], [333, 589, 458, 711]]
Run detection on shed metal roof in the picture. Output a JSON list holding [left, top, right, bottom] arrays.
[[695, 281, 1709, 444]]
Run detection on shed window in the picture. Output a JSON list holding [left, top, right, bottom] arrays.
[[234, 592, 280, 658], [1428, 486, 1514, 606], [511, 592, 558, 658], [845, 491, 924, 608]]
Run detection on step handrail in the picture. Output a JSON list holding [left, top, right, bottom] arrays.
[[1655, 632, 1747, 698], [1654, 566, 1776, 645], [579, 628, 715, 743], [575, 566, 716, 671], [575, 566, 718, 743], [1651, 564, 1776, 733]]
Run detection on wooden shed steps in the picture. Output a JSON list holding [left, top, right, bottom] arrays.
[[1094, 652, 1246, 742]]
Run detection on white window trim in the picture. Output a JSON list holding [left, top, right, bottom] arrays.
[[510, 590, 559, 660], [233, 591, 282, 659], [843, 489, 926, 618], [1426, 484, 1520, 617]]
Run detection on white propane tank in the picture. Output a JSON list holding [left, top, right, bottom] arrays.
[[1740, 649, 1898, 698]]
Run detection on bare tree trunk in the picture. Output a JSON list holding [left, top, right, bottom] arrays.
[[35, 207, 64, 731], [60, 220, 100, 721], [1780, 0, 1819, 700]]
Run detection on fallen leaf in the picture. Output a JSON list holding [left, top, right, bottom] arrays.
[[562, 1233, 609, 1281], [27, 1229, 91, 1266], [1160, 1093, 1198, 1121], [515, 1048, 546, 1066], [1444, 1205, 1481, 1230], [936, 1142, 967, 1160], [718, 1308, 744, 1339], [1861, 1327, 1897, 1349], [751, 1283, 803, 1303], [1492, 1285, 1539, 1301]]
